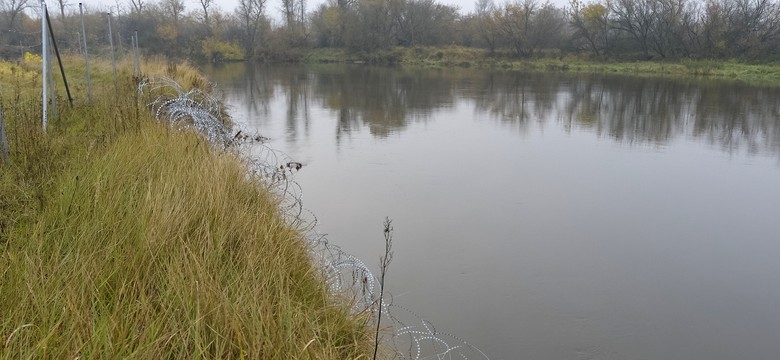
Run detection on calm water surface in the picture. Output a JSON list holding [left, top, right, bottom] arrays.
[[202, 63, 780, 360]]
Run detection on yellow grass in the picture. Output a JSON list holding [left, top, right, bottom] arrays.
[[0, 57, 373, 358]]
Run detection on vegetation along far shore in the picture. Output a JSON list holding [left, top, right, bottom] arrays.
[[2, 0, 780, 84]]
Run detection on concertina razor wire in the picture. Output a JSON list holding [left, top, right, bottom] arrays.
[[139, 75, 490, 360]]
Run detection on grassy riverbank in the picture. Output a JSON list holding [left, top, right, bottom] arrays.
[[0, 58, 373, 358], [302, 46, 780, 85]]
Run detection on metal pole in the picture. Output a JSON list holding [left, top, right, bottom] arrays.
[[134, 30, 140, 77], [77, 31, 82, 55], [116, 8, 123, 56], [41, 0, 48, 131], [45, 7, 73, 107], [131, 33, 138, 78], [107, 12, 117, 84], [0, 106, 9, 165], [80, 3, 92, 102], [135, 30, 140, 61]]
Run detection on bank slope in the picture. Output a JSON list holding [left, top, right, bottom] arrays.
[[0, 59, 373, 359]]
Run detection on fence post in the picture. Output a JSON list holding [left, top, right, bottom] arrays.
[[47, 35, 57, 118], [41, 0, 48, 131], [80, 3, 92, 102], [133, 31, 140, 78], [116, 8, 123, 56], [107, 12, 117, 85], [45, 8, 73, 107], [131, 33, 137, 78], [135, 30, 141, 64], [0, 106, 9, 165]]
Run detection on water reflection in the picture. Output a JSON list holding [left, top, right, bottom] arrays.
[[201, 63, 780, 360], [205, 63, 780, 157], [557, 76, 780, 154], [311, 66, 455, 139]]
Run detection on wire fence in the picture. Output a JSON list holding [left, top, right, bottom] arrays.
[[0, 27, 44, 58], [139, 75, 491, 360]]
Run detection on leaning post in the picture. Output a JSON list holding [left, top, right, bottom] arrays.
[[80, 3, 92, 102], [47, 34, 57, 118]]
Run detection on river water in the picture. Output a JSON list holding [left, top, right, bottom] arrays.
[[202, 63, 780, 360]]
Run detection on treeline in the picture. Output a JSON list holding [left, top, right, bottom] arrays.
[[1, 0, 780, 61]]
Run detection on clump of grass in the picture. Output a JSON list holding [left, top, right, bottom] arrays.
[[303, 48, 351, 64], [0, 58, 374, 358], [397, 46, 488, 67], [682, 59, 724, 75], [2, 123, 372, 358]]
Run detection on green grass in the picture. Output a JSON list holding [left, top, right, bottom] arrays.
[[0, 57, 373, 358], [303, 48, 363, 64], [301, 46, 780, 85], [515, 57, 780, 84]]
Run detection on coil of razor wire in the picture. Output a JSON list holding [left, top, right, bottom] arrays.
[[139, 75, 490, 360]]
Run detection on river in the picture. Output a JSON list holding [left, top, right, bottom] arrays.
[[202, 63, 780, 360]]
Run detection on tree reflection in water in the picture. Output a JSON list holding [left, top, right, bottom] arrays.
[[206, 63, 780, 158], [201, 62, 780, 360]]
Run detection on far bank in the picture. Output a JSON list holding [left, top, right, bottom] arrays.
[[285, 47, 780, 86]]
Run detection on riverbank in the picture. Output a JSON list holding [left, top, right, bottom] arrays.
[[301, 46, 780, 85], [0, 57, 374, 358]]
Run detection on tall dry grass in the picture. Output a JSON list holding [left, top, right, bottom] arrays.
[[0, 57, 373, 359]]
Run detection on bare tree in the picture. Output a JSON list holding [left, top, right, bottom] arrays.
[[54, 0, 69, 25], [236, 0, 266, 58], [0, 0, 30, 31], [280, 0, 308, 43], [700, 0, 730, 55], [162, 0, 184, 26], [568, 0, 611, 55], [474, 0, 499, 52], [298, 0, 306, 28], [199, 0, 213, 28], [610, 0, 655, 57], [336, 0, 358, 46], [529, 2, 565, 51], [281, 0, 296, 27], [495, 0, 538, 57], [647, 0, 692, 57], [128, 0, 143, 13], [344, 0, 397, 51], [397, 0, 458, 46], [724, 0, 780, 55]]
